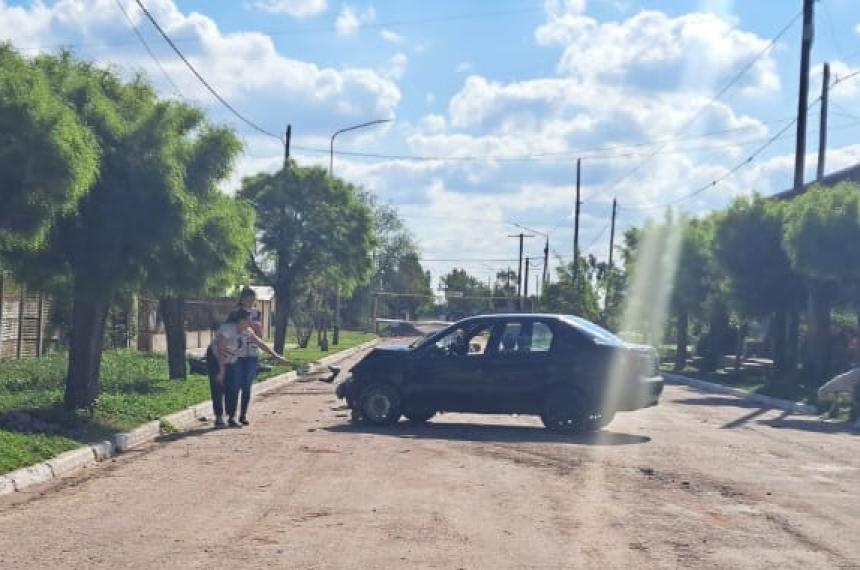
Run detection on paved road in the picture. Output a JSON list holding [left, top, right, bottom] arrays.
[[1, 343, 859, 569]]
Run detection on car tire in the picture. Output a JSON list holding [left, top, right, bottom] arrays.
[[540, 391, 601, 434], [404, 410, 435, 423], [359, 383, 402, 426]]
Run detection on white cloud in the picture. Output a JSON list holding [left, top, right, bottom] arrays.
[[0, 0, 400, 120], [382, 52, 407, 80], [379, 28, 403, 44], [252, 0, 327, 18], [536, 7, 780, 97], [335, 4, 376, 37]]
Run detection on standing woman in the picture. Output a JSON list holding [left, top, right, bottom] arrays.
[[236, 288, 277, 425], [206, 310, 246, 428]]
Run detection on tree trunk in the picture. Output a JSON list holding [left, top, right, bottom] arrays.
[[160, 297, 186, 380], [65, 289, 110, 410], [273, 284, 291, 355], [772, 310, 787, 374], [786, 310, 800, 373], [806, 282, 833, 386], [675, 308, 688, 371]]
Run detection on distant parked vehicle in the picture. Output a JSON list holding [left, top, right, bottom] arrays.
[[336, 314, 663, 433]]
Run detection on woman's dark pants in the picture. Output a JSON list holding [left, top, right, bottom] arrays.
[[235, 356, 259, 419], [206, 348, 225, 418]]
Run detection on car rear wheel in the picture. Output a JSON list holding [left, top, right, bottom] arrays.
[[404, 410, 435, 423], [540, 392, 602, 434], [359, 383, 402, 426]]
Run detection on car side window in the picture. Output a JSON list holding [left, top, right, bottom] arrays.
[[498, 323, 523, 354], [434, 324, 493, 357], [497, 321, 554, 354], [531, 322, 554, 352]]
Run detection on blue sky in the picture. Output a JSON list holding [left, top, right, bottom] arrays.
[[3, 0, 860, 286]]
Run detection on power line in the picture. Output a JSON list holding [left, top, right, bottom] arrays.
[[133, 0, 283, 143], [599, 8, 803, 198], [11, 5, 542, 53], [616, 69, 860, 213], [287, 119, 801, 164], [113, 0, 183, 98]]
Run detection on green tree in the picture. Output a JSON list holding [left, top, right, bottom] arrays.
[[670, 218, 715, 370], [713, 196, 804, 375], [539, 257, 600, 321], [1, 54, 242, 408], [240, 163, 374, 354], [345, 197, 432, 325], [440, 268, 491, 318], [140, 121, 249, 380], [147, 193, 254, 379], [0, 46, 98, 245], [784, 182, 860, 384]]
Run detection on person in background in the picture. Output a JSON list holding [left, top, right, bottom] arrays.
[[236, 287, 263, 425], [206, 310, 246, 428]]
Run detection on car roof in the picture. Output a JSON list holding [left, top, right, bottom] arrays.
[[457, 313, 569, 323]]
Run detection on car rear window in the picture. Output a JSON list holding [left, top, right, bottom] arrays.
[[561, 316, 625, 347]]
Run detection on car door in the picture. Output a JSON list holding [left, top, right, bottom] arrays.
[[413, 321, 497, 412], [482, 319, 557, 413]]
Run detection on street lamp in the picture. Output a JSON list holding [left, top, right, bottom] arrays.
[[329, 118, 392, 345]]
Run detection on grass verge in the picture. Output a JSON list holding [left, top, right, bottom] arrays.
[[662, 363, 813, 403], [0, 330, 375, 474]]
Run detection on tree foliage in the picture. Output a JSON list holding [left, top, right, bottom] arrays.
[[240, 163, 374, 353], [0, 46, 99, 245], [0, 51, 245, 407]]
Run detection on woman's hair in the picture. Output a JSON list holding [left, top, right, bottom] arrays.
[[238, 286, 256, 304], [226, 309, 251, 324]]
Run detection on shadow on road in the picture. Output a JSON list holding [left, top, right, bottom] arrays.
[[325, 421, 650, 446], [672, 395, 771, 410], [757, 417, 858, 435]]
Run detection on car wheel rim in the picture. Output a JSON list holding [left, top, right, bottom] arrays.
[[366, 392, 391, 421]]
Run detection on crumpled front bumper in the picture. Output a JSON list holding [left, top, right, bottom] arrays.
[[335, 375, 355, 401]]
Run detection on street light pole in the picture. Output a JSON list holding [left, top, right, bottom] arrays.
[[329, 118, 392, 345]]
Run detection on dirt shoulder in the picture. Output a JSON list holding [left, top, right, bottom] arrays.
[[1, 345, 858, 569]]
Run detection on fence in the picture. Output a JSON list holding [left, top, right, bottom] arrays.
[[0, 278, 274, 358], [0, 273, 52, 358]]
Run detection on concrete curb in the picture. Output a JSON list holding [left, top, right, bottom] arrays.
[[664, 372, 819, 415], [1, 338, 379, 495]]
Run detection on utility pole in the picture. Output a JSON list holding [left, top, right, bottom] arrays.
[[793, 0, 815, 193], [573, 158, 582, 272], [542, 237, 549, 297], [284, 124, 291, 165], [507, 233, 534, 311], [524, 257, 530, 308], [608, 198, 618, 268], [817, 62, 830, 181]]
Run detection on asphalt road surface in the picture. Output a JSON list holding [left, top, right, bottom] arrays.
[[1, 343, 859, 569]]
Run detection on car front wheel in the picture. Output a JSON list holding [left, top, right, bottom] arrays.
[[359, 383, 402, 426]]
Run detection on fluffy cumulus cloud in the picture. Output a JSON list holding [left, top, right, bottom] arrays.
[[0, 0, 400, 121], [536, 1, 779, 97], [252, 0, 328, 18]]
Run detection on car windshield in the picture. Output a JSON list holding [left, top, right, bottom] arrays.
[[561, 316, 625, 346]]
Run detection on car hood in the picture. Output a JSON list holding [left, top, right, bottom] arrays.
[[351, 344, 412, 372]]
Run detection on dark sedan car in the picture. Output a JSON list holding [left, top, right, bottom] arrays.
[[336, 314, 663, 433]]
